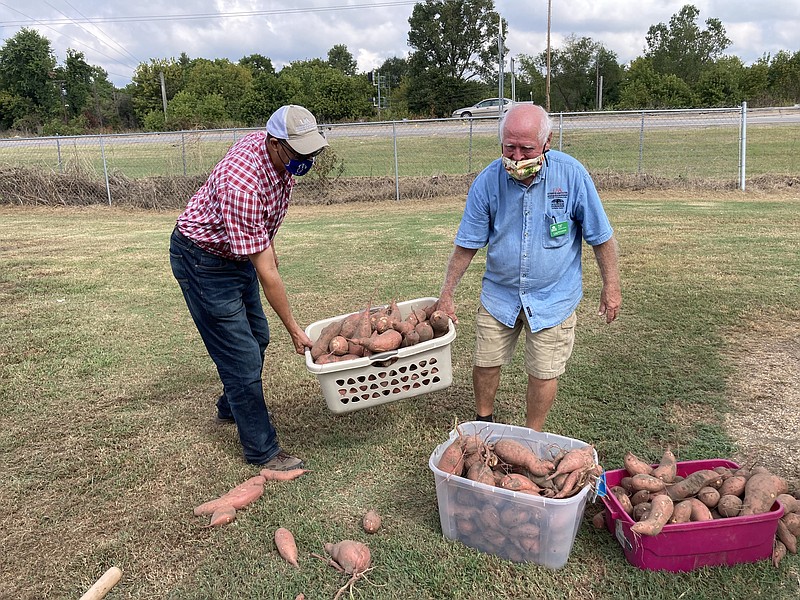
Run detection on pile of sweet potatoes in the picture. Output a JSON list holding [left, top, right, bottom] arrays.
[[596, 450, 800, 567], [310, 299, 451, 365], [436, 426, 602, 562]]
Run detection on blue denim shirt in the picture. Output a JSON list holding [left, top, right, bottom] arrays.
[[454, 150, 614, 332]]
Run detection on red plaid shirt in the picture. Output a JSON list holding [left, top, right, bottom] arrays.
[[176, 131, 294, 260]]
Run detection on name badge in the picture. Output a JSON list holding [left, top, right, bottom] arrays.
[[549, 221, 568, 237]]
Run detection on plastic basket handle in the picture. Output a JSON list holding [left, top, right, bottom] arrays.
[[368, 349, 399, 362]]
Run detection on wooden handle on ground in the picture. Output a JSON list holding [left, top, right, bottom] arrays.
[[79, 566, 122, 600]]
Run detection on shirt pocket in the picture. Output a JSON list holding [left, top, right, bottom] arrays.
[[542, 213, 570, 249]]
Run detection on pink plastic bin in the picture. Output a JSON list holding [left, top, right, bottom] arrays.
[[601, 459, 784, 572]]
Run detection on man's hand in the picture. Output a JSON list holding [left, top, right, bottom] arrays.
[[290, 328, 314, 355], [598, 284, 621, 324]]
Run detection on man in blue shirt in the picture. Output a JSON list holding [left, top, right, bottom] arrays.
[[437, 103, 621, 430]]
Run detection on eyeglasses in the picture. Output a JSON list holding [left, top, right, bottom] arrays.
[[278, 139, 323, 161]]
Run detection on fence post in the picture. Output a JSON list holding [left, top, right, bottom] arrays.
[[56, 134, 63, 173], [392, 120, 400, 201], [100, 135, 112, 205], [468, 119, 473, 172], [739, 102, 747, 191], [638, 111, 645, 177], [181, 132, 187, 176], [558, 113, 563, 151]]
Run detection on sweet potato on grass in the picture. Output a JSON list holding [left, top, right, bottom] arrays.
[[777, 494, 799, 515], [260, 468, 310, 481], [193, 475, 266, 516], [783, 512, 800, 537], [631, 494, 674, 536], [323, 540, 372, 575], [275, 527, 300, 567], [773, 539, 787, 567], [740, 472, 788, 516], [208, 505, 236, 527], [362, 510, 382, 534], [493, 438, 555, 477]]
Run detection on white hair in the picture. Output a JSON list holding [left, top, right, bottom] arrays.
[[500, 104, 553, 146]]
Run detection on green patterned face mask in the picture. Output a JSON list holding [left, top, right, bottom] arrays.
[[502, 153, 546, 181]]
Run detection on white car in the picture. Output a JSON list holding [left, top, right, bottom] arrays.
[[451, 98, 512, 118]]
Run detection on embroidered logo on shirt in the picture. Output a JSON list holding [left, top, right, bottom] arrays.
[[547, 187, 568, 210]]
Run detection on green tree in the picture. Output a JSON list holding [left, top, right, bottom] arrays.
[[0, 28, 59, 129], [238, 71, 289, 126], [181, 58, 251, 122], [407, 0, 503, 81], [617, 58, 695, 109], [406, 0, 503, 116], [61, 49, 93, 119], [327, 44, 357, 76], [767, 50, 800, 105], [695, 56, 745, 107], [130, 59, 183, 125], [378, 56, 408, 89], [644, 4, 731, 85], [239, 54, 276, 77]]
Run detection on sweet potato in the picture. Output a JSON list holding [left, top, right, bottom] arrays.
[[633, 502, 651, 522], [631, 494, 674, 536], [437, 440, 464, 476], [362, 509, 382, 534], [623, 451, 654, 477], [666, 469, 722, 502], [718, 475, 747, 498], [208, 505, 236, 527], [741, 472, 788, 516], [311, 320, 343, 361], [547, 445, 595, 478], [500, 473, 541, 493], [776, 520, 797, 554], [275, 527, 299, 567], [717, 494, 743, 517], [493, 438, 555, 477], [193, 475, 266, 516], [629, 474, 667, 493], [329, 335, 349, 356], [669, 500, 693, 524], [593, 510, 607, 530], [553, 468, 584, 498], [323, 540, 372, 575], [652, 448, 677, 483], [630, 490, 651, 506], [783, 512, 800, 537], [348, 329, 402, 353], [777, 494, 799, 515], [466, 462, 495, 486], [429, 310, 450, 336], [610, 486, 634, 516], [687, 497, 713, 521], [697, 486, 721, 509], [773, 539, 787, 567], [415, 321, 434, 342]]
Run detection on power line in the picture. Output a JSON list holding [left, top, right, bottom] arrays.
[[0, 1, 419, 26]]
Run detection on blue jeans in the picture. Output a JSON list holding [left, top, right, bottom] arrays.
[[169, 228, 280, 464]]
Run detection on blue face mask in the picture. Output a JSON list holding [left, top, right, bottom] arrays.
[[285, 157, 314, 176]]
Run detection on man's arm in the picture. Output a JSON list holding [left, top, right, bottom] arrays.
[[592, 235, 622, 323], [249, 245, 312, 354], [437, 245, 479, 324]]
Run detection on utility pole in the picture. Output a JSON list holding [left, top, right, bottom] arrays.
[[498, 17, 504, 116], [546, 0, 552, 112], [510, 56, 516, 103], [159, 71, 168, 119]]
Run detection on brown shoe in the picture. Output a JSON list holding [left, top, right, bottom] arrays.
[[259, 450, 304, 471]]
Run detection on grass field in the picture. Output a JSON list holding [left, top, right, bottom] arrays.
[[1, 191, 799, 599]]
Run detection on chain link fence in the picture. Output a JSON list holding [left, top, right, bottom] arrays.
[[1, 105, 798, 207]]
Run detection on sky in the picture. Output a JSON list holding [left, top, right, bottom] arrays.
[[0, 0, 797, 89]]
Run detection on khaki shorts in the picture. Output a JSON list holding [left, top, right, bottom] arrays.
[[474, 304, 576, 379]]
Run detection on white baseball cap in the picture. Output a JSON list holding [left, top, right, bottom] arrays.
[[266, 105, 328, 156]]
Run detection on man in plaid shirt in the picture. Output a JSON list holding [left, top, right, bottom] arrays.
[[169, 105, 328, 468]]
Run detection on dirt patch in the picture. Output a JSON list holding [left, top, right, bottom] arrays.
[[724, 317, 800, 492]]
